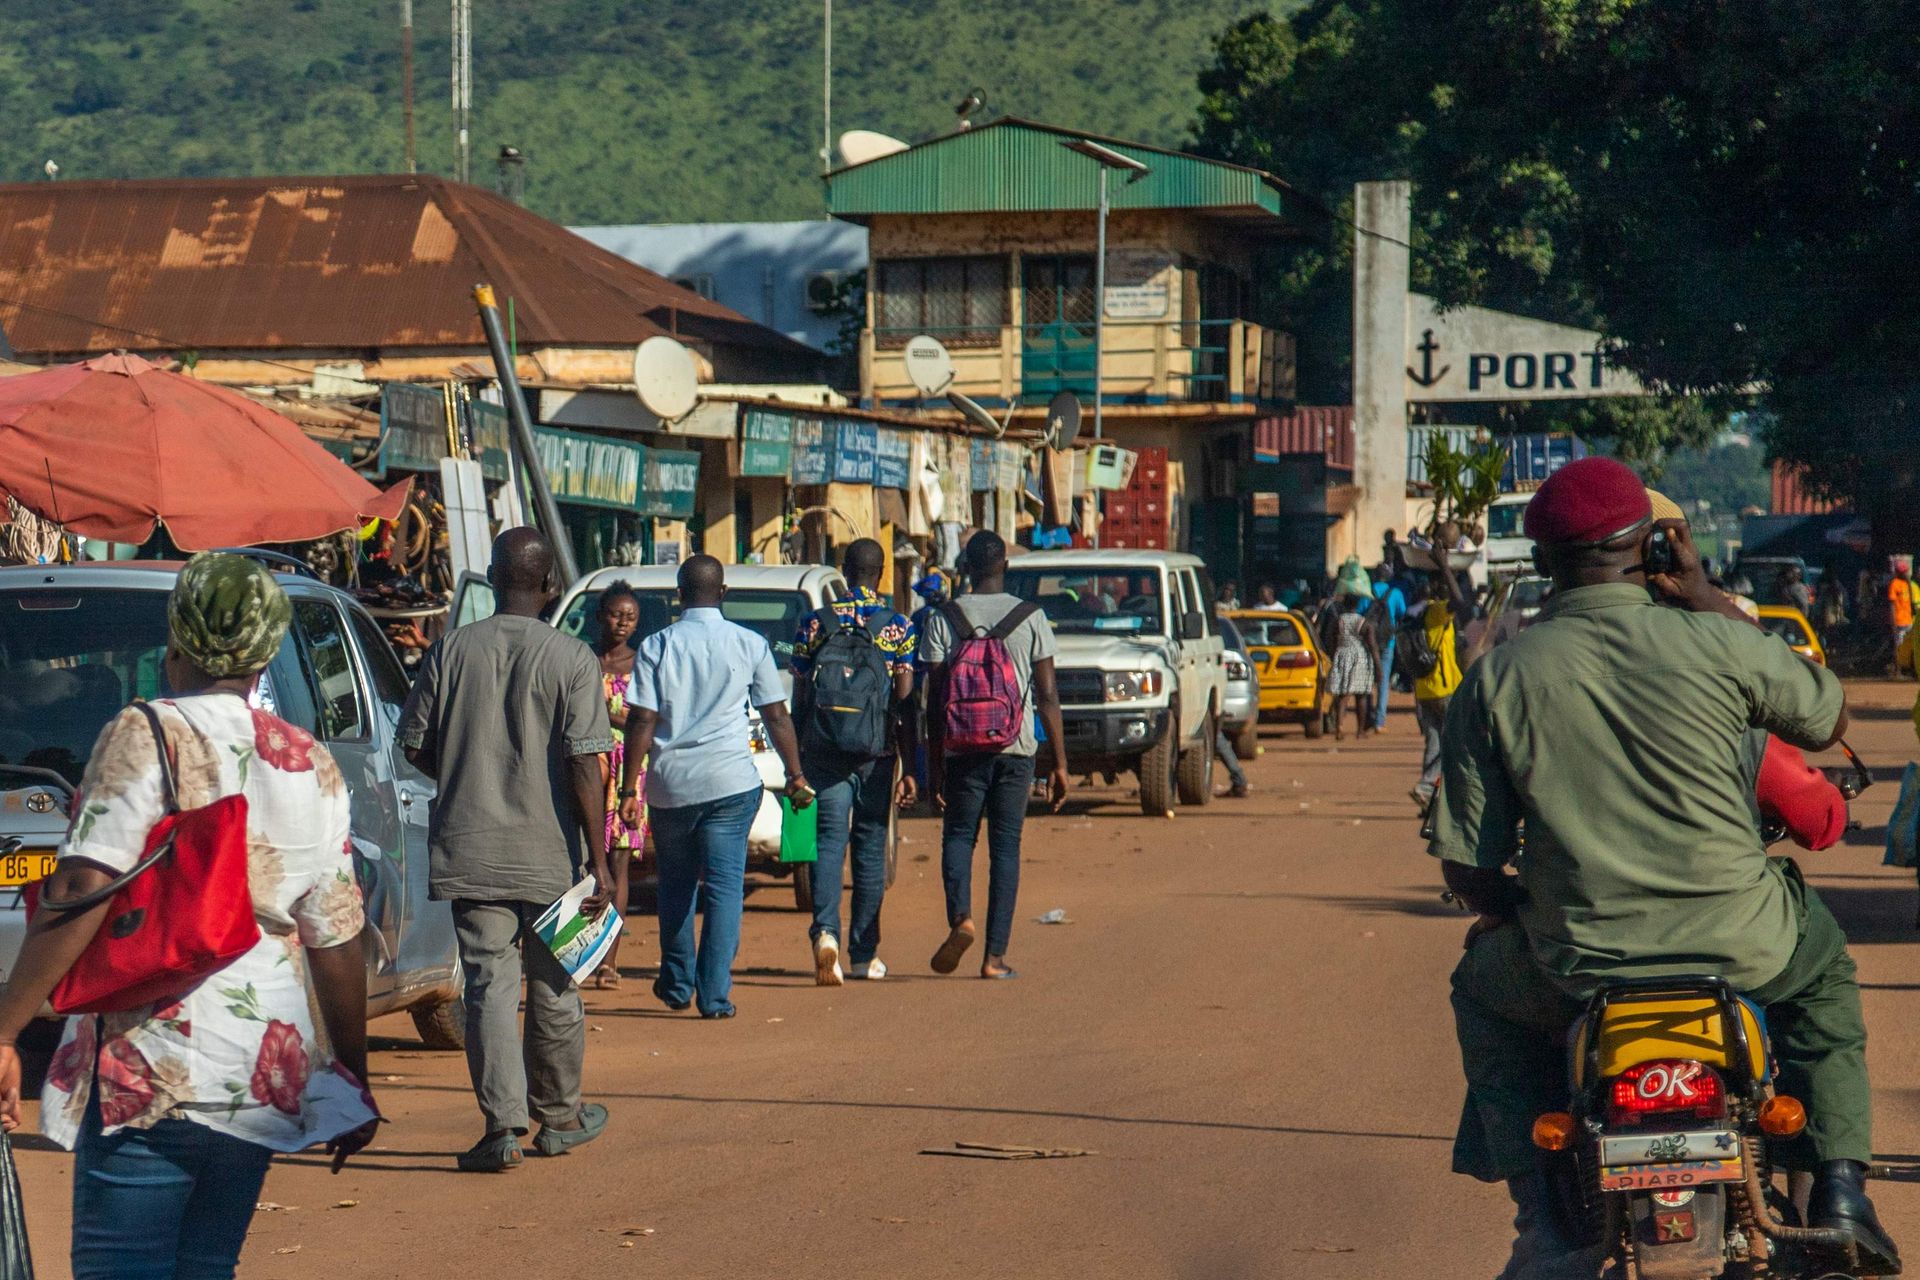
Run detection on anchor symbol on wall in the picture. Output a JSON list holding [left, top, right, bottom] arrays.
[[1407, 329, 1450, 388]]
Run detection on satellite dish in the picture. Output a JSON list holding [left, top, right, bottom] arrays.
[[1043, 390, 1083, 450], [838, 130, 911, 166], [632, 336, 699, 421], [947, 390, 1010, 439], [903, 335, 955, 397]]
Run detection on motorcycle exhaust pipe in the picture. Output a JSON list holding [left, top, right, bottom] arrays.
[[1739, 1136, 1857, 1261]]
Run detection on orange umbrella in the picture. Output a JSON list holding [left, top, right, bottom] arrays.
[[0, 354, 409, 549]]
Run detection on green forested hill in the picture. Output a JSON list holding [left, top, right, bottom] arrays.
[[8, 0, 1282, 225]]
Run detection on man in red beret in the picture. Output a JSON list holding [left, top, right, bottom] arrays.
[[1429, 457, 1896, 1274]]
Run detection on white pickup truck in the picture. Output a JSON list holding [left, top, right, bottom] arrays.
[[1001, 550, 1229, 816]]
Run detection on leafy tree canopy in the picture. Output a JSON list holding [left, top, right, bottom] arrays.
[[1191, 0, 1920, 526]]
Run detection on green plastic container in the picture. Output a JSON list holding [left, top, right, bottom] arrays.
[[777, 793, 819, 863]]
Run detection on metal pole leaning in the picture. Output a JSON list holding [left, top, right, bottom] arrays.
[[473, 283, 579, 584]]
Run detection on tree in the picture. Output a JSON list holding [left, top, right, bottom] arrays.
[[1190, 2, 1920, 541]]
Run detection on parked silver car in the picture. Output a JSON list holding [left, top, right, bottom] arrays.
[[0, 560, 463, 1047], [1215, 614, 1260, 760]]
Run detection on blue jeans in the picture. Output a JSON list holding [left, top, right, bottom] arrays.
[[1375, 639, 1395, 729], [71, 1093, 274, 1280], [805, 752, 893, 963], [652, 786, 761, 1016], [940, 752, 1035, 957]]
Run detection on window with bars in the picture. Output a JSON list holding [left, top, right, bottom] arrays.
[[873, 256, 1008, 347]]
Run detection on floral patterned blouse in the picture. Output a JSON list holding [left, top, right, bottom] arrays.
[[40, 694, 378, 1154]]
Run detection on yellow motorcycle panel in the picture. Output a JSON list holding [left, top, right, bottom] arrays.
[[1571, 997, 1768, 1088]]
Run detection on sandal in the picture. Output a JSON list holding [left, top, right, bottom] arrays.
[[930, 923, 976, 974]]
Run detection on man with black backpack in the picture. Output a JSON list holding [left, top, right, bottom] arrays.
[[920, 532, 1069, 981], [1406, 542, 1476, 807], [790, 539, 918, 985]]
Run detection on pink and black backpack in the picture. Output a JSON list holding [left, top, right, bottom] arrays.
[[936, 600, 1040, 754]]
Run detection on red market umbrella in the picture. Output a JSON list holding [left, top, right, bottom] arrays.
[[0, 354, 409, 549]]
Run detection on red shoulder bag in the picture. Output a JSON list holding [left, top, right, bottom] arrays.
[[25, 701, 260, 1014]]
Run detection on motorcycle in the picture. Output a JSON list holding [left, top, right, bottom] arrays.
[[1525, 743, 1887, 1279]]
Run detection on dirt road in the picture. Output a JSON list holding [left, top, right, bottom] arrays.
[[12, 683, 1920, 1279]]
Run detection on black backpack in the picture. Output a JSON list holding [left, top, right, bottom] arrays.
[[1395, 608, 1441, 682], [800, 607, 895, 759]]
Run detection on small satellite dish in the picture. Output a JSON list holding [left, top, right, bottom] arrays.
[[903, 335, 955, 397], [1043, 390, 1083, 451], [947, 390, 1010, 439], [838, 130, 911, 166], [632, 336, 699, 421]]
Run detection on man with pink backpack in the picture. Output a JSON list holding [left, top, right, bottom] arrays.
[[920, 532, 1070, 980]]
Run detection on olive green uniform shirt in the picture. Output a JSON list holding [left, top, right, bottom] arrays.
[[1428, 583, 1844, 997]]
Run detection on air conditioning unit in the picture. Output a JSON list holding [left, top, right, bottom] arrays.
[[671, 274, 715, 300], [805, 269, 847, 314]]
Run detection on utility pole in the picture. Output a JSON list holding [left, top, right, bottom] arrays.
[[820, 0, 833, 171], [451, 0, 472, 184], [401, 0, 416, 172]]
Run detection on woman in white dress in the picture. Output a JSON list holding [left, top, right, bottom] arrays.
[[1321, 592, 1380, 740]]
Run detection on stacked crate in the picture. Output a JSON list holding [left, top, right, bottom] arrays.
[[1099, 447, 1170, 550]]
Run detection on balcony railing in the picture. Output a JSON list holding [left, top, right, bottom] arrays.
[[862, 319, 1295, 408]]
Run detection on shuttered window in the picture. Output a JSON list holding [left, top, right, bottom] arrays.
[[874, 256, 1008, 347]]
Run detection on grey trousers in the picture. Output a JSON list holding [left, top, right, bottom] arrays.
[[1415, 695, 1450, 800], [452, 899, 585, 1135]]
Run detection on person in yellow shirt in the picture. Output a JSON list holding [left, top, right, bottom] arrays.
[[1890, 561, 1919, 655], [1410, 542, 1475, 805]]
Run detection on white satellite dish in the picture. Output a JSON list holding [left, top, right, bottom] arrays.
[[632, 336, 699, 421], [903, 335, 956, 397], [947, 390, 1013, 439], [838, 129, 911, 166]]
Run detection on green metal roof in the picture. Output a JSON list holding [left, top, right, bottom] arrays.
[[826, 118, 1311, 230]]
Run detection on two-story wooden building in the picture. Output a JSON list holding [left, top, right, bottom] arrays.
[[826, 118, 1308, 575]]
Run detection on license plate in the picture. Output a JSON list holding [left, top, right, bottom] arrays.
[[1600, 1130, 1740, 1166], [1599, 1158, 1744, 1192], [0, 850, 56, 887]]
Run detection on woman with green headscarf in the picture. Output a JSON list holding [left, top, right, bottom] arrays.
[[0, 553, 383, 1279]]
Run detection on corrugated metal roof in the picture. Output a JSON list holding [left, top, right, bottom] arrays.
[[0, 175, 816, 361], [827, 118, 1312, 229], [1254, 406, 1353, 469], [1771, 462, 1847, 515]]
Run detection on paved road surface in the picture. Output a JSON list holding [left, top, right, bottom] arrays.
[[12, 682, 1920, 1279]]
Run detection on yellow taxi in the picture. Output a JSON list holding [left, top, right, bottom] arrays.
[[1226, 609, 1332, 738], [1756, 604, 1826, 665]]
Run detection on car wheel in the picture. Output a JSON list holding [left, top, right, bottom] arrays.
[[411, 995, 465, 1050], [1303, 707, 1326, 738], [1177, 708, 1216, 806], [1231, 718, 1259, 760], [1138, 704, 1179, 816], [792, 862, 815, 913]]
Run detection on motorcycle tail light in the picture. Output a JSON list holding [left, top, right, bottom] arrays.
[[1607, 1059, 1726, 1127]]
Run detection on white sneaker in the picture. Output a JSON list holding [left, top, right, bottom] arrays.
[[814, 933, 844, 987], [849, 958, 888, 981]]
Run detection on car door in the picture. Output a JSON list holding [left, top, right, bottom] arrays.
[[345, 604, 453, 986], [286, 594, 403, 993], [1167, 568, 1204, 741], [1184, 567, 1226, 725]]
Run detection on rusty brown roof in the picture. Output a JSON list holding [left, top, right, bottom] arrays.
[[0, 174, 815, 361]]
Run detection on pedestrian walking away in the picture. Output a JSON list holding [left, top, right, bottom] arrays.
[[0, 553, 380, 1278], [1320, 591, 1378, 740], [620, 555, 810, 1019], [1369, 564, 1407, 731], [590, 581, 648, 989], [920, 532, 1069, 980], [398, 528, 615, 1173], [789, 538, 918, 985], [1408, 542, 1473, 806]]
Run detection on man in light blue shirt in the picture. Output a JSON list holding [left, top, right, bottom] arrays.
[[1369, 563, 1407, 731], [619, 555, 808, 1018]]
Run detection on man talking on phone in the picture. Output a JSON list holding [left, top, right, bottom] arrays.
[[1429, 458, 1897, 1276], [621, 555, 809, 1020]]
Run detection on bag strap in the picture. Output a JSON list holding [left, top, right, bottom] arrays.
[[863, 609, 891, 641], [38, 703, 182, 915], [986, 600, 1040, 643], [939, 600, 977, 642]]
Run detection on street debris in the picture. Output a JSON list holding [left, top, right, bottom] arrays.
[[1035, 908, 1070, 924], [620, 1227, 656, 1237], [1295, 1245, 1356, 1254], [919, 1142, 1095, 1160], [332, 1200, 358, 1209], [255, 1201, 297, 1212]]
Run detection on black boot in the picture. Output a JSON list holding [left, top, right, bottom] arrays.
[[1809, 1158, 1903, 1275]]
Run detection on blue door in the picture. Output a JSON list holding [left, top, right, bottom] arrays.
[[1021, 255, 1096, 403]]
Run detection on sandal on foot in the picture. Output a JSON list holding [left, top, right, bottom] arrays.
[[532, 1103, 608, 1157], [930, 924, 976, 974], [457, 1132, 523, 1172]]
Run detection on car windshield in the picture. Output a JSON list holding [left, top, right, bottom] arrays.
[[1486, 501, 1529, 539], [560, 588, 809, 668], [1234, 615, 1304, 648], [0, 588, 172, 785], [1004, 568, 1164, 635], [1761, 614, 1812, 647]]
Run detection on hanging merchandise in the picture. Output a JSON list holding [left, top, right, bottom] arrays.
[[0, 1127, 32, 1280], [938, 435, 970, 522], [910, 433, 941, 531]]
